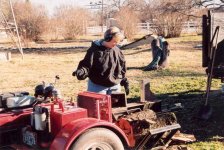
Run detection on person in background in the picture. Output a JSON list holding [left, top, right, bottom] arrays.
[[144, 35, 170, 71], [73, 26, 129, 95]]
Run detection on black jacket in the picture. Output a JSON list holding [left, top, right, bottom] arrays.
[[76, 41, 126, 87]]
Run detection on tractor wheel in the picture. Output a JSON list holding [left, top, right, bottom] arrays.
[[70, 128, 124, 150]]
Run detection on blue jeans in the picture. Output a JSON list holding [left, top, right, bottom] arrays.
[[87, 80, 121, 95]]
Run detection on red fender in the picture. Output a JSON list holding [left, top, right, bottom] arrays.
[[50, 118, 131, 150]]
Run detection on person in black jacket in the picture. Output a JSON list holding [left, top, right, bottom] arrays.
[[73, 27, 129, 95]]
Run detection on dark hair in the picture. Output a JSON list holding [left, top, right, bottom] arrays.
[[163, 41, 169, 46], [104, 32, 118, 42], [104, 26, 123, 42]]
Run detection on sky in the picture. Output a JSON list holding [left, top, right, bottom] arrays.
[[28, 0, 224, 15], [30, 0, 92, 15]]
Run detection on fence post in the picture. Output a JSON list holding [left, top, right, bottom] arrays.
[[7, 51, 11, 61], [147, 22, 150, 34]]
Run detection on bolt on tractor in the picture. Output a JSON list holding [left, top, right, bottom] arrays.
[[0, 76, 181, 150]]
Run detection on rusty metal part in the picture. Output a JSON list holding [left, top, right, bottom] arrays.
[[115, 118, 135, 147], [115, 109, 179, 149]]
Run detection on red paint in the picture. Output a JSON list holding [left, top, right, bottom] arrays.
[[78, 92, 112, 122], [50, 118, 131, 150], [50, 107, 87, 137], [0, 108, 32, 130], [0, 92, 131, 149]]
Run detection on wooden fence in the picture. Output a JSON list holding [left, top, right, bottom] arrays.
[[85, 21, 201, 35], [136, 21, 201, 34]]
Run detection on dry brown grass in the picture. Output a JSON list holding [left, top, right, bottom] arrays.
[[0, 35, 204, 101]]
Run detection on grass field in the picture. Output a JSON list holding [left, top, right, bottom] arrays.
[[0, 35, 224, 149]]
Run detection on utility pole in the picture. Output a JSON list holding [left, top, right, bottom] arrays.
[[88, 0, 105, 33], [101, 0, 104, 33]]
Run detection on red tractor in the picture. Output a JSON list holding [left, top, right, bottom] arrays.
[[0, 77, 180, 150]]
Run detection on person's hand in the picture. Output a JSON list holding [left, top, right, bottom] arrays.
[[72, 70, 77, 76], [120, 77, 129, 95], [73, 68, 88, 80], [76, 69, 85, 76], [72, 69, 85, 77]]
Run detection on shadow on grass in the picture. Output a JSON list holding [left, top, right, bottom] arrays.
[[21, 47, 88, 54], [157, 89, 205, 99], [127, 66, 145, 70], [127, 67, 205, 78], [128, 90, 224, 142], [19, 47, 150, 55], [124, 48, 150, 55], [158, 90, 224, 142], [148, 69, 205, 78]]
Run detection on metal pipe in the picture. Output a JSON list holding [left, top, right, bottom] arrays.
[[101, 0, 104, 33], [9, 0, 24, 59]]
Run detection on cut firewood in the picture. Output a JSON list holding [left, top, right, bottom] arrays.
[[172, 132, 196, 143]]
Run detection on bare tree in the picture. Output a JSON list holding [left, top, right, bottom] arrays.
[[13, 1, 48, 41], [123, 0, 146, 11], [108, 0, 124, 10], [108, 0, 146, 11], [142, 0, 198, 37], [115, 7, 139, 39], [193, 0, 224, 8], [48, 18, 60, 40], [0, 0, 11, 20], [53, 5, 89, 40]]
